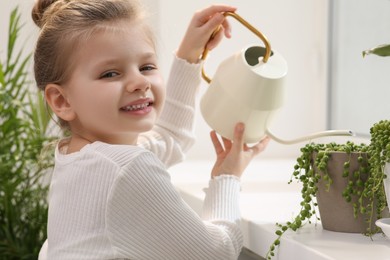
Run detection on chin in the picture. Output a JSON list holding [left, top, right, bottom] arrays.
[[136, 120, 156, 133]]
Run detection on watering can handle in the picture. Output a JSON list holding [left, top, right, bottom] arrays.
[[200, 12, 272, 83]]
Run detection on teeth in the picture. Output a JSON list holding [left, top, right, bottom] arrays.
[[122, 102, 150, 111]]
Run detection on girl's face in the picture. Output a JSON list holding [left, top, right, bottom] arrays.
[[62, 20, 164, 145]]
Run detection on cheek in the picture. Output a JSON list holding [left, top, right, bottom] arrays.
[[69, 85, 118, 118], [70, 90, 94, 111], [151, 78, 166, 113]]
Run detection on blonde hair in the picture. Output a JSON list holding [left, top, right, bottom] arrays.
[[32, 0, 153, 127], [32, 0, 151, 90]]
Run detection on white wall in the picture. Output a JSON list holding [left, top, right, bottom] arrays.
[[329, 0, 390, 136], [1, 0, 330, 160], [0, 1, 38, 69]]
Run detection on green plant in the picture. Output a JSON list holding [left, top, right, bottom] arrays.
[[0, 7, 55, 260], [363, 43, 390, 57], [367, 120, 390, 215], [266, 120, 390, 259]]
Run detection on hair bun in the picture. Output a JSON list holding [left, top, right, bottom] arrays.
[[31, 0, 59, 28]]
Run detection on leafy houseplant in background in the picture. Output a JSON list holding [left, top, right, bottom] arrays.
[[0, 7, 55, 259], [265, 43, 390, 259]]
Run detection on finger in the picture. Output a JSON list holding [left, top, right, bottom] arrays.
[[232, 122, 245, 151], [206, 27, 224, 50], [221, 136, 232, 151], [210, 130, 224, 154], [196, 5, 237, 23], [249, 136, 271, 156], [202, 12, 225, 34], [221, 18, 232, 38], [207, 18, 232, 50]]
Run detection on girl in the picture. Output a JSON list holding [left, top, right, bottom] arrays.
[[32, 0, 270, 259]]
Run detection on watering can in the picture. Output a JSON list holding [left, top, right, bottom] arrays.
[[200, 12, 353, 144]]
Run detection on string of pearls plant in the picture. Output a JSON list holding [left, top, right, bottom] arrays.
[[266, 120, 390, 259]]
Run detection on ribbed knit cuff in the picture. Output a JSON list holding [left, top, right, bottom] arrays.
[[202, 175, 241, 224]]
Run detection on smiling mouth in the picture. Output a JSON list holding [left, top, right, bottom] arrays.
[[120, 102, 153, 111]]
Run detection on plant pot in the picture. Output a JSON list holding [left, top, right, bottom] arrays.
[[313, 151, 382, 233]]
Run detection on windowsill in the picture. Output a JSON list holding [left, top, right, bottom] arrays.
[[169, 160, 390, 259]]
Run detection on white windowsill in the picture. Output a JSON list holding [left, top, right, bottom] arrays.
[[169, 160, 390, 260]]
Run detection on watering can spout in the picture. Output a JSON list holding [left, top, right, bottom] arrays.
[[265, 129, 355, 145]]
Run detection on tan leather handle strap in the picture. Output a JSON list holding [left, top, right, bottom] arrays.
[[200, 12, 272, 83]]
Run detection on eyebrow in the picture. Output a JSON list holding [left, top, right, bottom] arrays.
[[138, 52, 157, 60], [91, 52, 157, 70]]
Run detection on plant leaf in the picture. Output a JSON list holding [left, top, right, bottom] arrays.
[[1, 7, 55, 258], [0, 62, 5, 86], [362, 44, 390, 58]]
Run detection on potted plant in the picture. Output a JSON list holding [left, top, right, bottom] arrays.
[[0, 7, 55, 259], [363, 43, 390, 234], [265, 43, 390, 259], [266, 121, 390, 259]]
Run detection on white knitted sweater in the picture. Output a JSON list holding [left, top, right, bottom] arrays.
[[41, 56, 243, 260]]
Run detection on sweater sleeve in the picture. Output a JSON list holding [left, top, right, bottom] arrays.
[[106, 152, 243, 260], [137, 55, 202, 167]]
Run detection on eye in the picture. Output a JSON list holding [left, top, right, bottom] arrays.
[[100, 71, 119, 79], [140, 64, 157, 72]]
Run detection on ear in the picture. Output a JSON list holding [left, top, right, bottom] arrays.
[[44, 84, 76, 122]]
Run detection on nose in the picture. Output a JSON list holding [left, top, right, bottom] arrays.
[[125, 73, 151, 93]]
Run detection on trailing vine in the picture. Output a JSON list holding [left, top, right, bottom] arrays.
[[266, 120, 390, 259], [365, 120, 390, 231]]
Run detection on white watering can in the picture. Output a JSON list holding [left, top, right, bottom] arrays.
[[200, 12, 353, 144]]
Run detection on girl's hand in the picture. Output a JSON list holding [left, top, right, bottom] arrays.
[[176, 5, 237, 63], [210, 123, 270, 179]]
